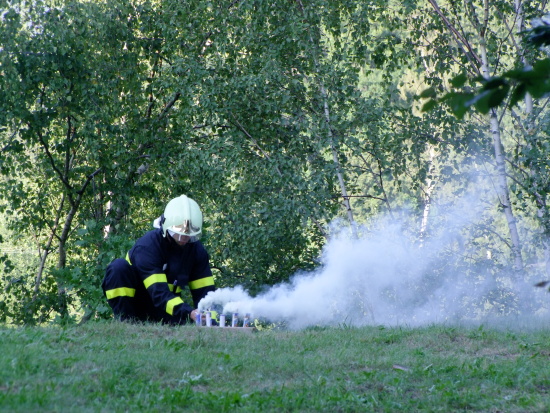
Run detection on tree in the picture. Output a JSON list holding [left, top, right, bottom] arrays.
[[0, 0, 152, 322], [422, 11, 550, 288], [5, 0, 546, 324], [2, 0, 360, 319], [413, 0, 550, 277]]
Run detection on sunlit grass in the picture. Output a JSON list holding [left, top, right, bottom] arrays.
[[0, 321, 548, 412]]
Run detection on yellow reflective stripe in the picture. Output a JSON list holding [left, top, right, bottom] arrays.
[[125, 252, 131, 265], [189, 276, 215, 290], [166, 297, 184, 315], [143, 273, 168, 289], [167, 284, 183, 293], [105, 287, 136, 299]]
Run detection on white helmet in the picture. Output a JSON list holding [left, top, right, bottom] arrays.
[[161, 195, 202, 240]]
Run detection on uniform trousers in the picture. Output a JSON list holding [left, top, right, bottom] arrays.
[[102, 258, 172, 323]]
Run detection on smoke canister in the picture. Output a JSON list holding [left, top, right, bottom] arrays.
[[205, 310, 212, 327], [219, 313, 226, 328], [195, 311, 202, 326], [243, 313, 251, 327], [231, 313, 239, 327]]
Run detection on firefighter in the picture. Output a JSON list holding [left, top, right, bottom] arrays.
[[102, 195, 215, 324]]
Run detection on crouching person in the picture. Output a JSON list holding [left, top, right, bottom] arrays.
[[102, 195, 216, 325]]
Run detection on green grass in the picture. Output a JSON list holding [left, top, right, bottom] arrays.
[[0, 322, 549, 412]]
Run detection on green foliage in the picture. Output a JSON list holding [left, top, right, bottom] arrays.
[[422, 60, 550, 119], [2, 0, 550, 325], [416, 5, 550, 286], [420, 16, 550, 118], [0, 0, 152, 323], [1, 0, 383, 322]]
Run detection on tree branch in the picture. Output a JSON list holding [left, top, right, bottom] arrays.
[[230, 115, 284, 176], [157, 92, 181, 120], [35, 127, 75, 207], [427, 0, 482, 72]]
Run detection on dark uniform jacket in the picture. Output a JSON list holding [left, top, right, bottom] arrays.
[[126, 229, 215, 321]]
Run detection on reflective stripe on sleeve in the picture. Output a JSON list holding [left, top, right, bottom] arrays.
[[105, 287, 136, 299], [125, 252, 132, 265], [143, 273, 168, 289], [189, 276, 215, 290], [166, 297, 184, 315], [167, 284, 182, 293]]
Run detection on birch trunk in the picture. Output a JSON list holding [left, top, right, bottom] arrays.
[[515, 0, 533, 114], [488, 108, 524, 272], [514, 0, 550, 277], [420, 145, 437, 245], [428, 0, 524, 273], [320, 85, 357, 237], [477, 5, 523, 273], [294, 0, 357, 236]]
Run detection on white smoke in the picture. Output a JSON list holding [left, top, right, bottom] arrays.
[[199, 200, 550, 330]]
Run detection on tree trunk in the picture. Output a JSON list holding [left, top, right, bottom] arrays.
[[420, 145, 437, 245], [428, 0, 524, 273], [34, 195, 65, 296], [478, 17, 523, 273], [515, 0, 533, 114], [320, 85, 357, 237], [294, 0, 357, 236], [488, 108, 523, 273]]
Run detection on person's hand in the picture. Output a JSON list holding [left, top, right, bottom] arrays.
[[190, 309, 199, 322]]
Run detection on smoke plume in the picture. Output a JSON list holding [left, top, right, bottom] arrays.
[[199, 204, 550, 330]]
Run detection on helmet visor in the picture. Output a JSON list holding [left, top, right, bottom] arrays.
[[169, 220, 200, 236], [167, 230, 200, 243]]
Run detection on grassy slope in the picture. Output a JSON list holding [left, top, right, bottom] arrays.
[[0, 321, 548, 412]]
